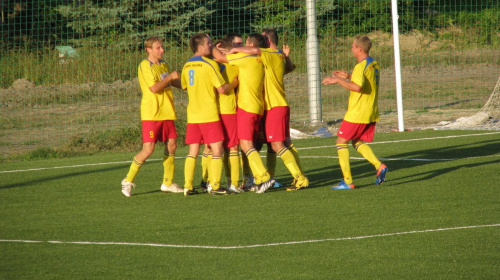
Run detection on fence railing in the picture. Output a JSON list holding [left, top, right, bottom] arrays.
[[1, 0, 499, 157]]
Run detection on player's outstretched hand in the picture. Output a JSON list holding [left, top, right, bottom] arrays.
[[333, 71, 349, 79], [322, 76, 338, 85], [282, 44, 291, 57]]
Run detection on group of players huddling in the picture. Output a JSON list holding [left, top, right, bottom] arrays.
[[121, 30, 388, 197]]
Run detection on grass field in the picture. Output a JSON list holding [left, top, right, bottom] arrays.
[[1, 130, 499, 279]]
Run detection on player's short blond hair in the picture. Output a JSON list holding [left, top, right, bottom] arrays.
[[144, 36, 163, 50], [354, 35, 372, 53]]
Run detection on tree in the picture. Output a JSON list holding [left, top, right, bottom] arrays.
[[56, 0, 217, 50]]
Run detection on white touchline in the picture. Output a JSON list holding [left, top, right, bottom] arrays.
[[1, 131, 499, 174], [297, 131, 500, 150], [1, 224, 498, 250]]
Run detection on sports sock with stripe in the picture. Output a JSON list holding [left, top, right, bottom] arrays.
[[125, 157, 143, 183], [336, 143, 353, 185]]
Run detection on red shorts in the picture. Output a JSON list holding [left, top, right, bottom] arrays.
[[185, 121, 224, 144], [141, 120, 177, 143], [264, 106, 290, 142], [255, 115, 267, 144], [337, 120, 376, 142], [237, 107, 262, 141], [220, 114, 238, 148]]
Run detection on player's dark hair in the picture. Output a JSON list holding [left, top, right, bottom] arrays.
[[226, 33, 242, 43], [189, 33, 208, 54], [216, 37, 233, 51], [247, 33, 268, 48], [262, 29, 278, 45]]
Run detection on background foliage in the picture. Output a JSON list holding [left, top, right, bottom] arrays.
[[0, 0, 498, 158], [2, 0, 498, 50]]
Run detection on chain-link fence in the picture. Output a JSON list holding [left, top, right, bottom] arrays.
[[1, 0, 499, 157]]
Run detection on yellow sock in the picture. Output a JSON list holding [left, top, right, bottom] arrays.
[[241, 152, 251, 180], [289, 143, 303, 173], [223, 151, 231, 180], [266, 150, 276, 178], [184, 155, 197, 190], [201, 153, 210, 183], [277, 147, 301, 178], [355, 141, 382, 170], [210, 155, 223, 190], [246, 148, 269, 184], [229, 150, 240, 187], [336, 144, 352, 185], [125, 157, 143, 182], [162, 153, 175, 186]]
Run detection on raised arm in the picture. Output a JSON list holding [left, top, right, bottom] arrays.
[[212, 46, 229, 63], [227, 46, 261, 55], [283, 45, 296, 74]]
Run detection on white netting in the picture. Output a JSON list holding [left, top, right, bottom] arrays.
[[434, 76, 500, 130]]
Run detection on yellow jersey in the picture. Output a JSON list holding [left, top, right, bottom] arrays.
[[137, 59, 176, 121], [260, 48, 288, 110], [227, 53, 265, 115], [181, 56, 225, 123], [217, 62, 238, 115], [344, 57, 380, 124]]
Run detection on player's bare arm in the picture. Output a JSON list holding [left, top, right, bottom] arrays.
[[322, 74, 361, 92], [283, 45, 296, 74], [149, 71, 180, 93], [217, 77, 239, 95], [171, 79, 182, 89], [212, 46, 229, 63], [333, 71, 350, 79], [226, 46, 261, 55]]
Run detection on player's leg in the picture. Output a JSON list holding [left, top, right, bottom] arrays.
[[208, 141, 226, 194], [284, 107, 304, 174], [160, 121, 182, 193], [227, 146, 243, 193], [160, 137, 183, 193], [184, 123, 203, 195], [270, 141, 309, 191], [266, 143, 277, 178], [223, 148, 230, 185], [125, 142, 154, 183], [265, 106, 307, 191], [240, 151, 253, 189], [122, 141, 155, 196], [200, 145, 212, 191], [332, 136, 354, 189], [220, 114, 240, 191], [200, 121, 228, 195], [237, 108, 271, 185], [122, 120, 161, 196], [240, 139, 270, 184], [286, 141, 303, 173], [353, 122, 387, 185], [184, 143, 200, 195]]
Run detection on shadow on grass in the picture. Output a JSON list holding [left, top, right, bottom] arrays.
[[352, 137, 500, 188], [0, 164, 127, 190], [268, 137, 500, 191]]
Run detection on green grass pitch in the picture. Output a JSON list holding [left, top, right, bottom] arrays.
[[1, 130, 499, 279]]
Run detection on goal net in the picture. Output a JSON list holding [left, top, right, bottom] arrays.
[[435, 76, 500, 131]]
